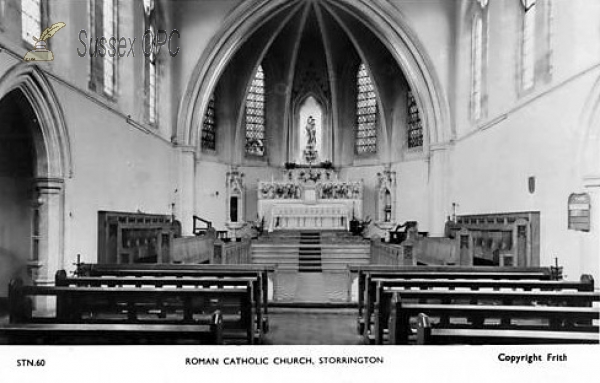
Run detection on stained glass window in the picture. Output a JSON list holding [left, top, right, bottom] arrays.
[[521, 0, 537, 90], [407, 90, 423, 148], [355, 63, 377, 155], [21, 0, 41, 43], [245, 65, 266, 157], [201, 94, 217, 151]]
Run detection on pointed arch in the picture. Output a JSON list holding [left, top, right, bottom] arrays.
[[0, 63, 71, 287], [292, 91, 330, 163], [177, 0, 451, 152], [0, 63, 72, 179]]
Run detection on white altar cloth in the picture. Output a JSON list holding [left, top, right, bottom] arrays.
[[259, 200, 362, 232]]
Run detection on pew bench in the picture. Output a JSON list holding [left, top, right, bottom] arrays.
[[364, 275, 596, 344], [389, 297, 600, 345], [76, 263, 274, 333], [54, 270, 264, 343], [2, 278, 257, 345], [0, 321, 223, 345], [415, 320, 599, 345], [350, 265, 554, 334]]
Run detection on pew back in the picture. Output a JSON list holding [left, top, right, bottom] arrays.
[[365, 274, 597, 345], [388, 293, 600, 345], [350, 265, 553, 335], [75, 263, 273, 317], [2, 278, 226, 345]]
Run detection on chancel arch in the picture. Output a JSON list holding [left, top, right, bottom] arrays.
[[176, 0, 452, 236], [178, 0, 451, 152]]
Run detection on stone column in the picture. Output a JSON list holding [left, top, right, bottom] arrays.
[[33, 178, 64, 287], [427, 145, 450, 237], [32, 178, 64, 314], [176, 145, 196, 236]]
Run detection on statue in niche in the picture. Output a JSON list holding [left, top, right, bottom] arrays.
[[303, 116, 318, 163], [305, 116, 316, 146]]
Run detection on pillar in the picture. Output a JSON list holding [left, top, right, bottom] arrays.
[[427, 145, 450, 237], [33, 178, 64, 287], [176, 145, 196, 236]]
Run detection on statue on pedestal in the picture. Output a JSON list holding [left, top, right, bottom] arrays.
[[305, 116, 316, 146], [303, 116, 318, 163]]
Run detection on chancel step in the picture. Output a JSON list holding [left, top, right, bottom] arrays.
[[299, 232, 322, 273]]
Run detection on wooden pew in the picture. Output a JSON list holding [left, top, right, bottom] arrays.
[[75, 263, 274, 333], [0, 278, 224, 345], [349, 265, 553, 334], [368, 275, 597, 344], [388, 292, 600, 345], [55, 270, 263, 343], [0, 323, 223, 345]]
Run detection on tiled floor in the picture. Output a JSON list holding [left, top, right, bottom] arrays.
[[263, 308, 362, 345]]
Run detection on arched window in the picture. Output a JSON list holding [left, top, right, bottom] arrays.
[[21, 0, 41, 43], [407, 90, 423, 148], [102, 0, 116, 97], [144, 0, 157, 125], [542, 0, 554, 76], [471, 0, 487, 120], [201, 94, 217, 152], [521, 0, 537, 90], [355, 63, 377, 155], [89, 0, 118, 97], [471, 16, 483, 119], [520, 0, 553, 92], [245, 65, 266, 157]]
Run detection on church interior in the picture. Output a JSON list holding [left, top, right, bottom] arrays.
[[0, 0, 599, 345]]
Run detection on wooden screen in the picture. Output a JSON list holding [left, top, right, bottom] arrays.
[[97, 211, 175, 264], [446, 212, 540, 267]]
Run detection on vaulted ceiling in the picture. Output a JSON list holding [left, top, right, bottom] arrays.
[[234, 0, 409, 107], [211, 0, 412, 165]]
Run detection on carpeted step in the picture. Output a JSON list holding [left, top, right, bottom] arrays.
[[298, 232, 322, 272]]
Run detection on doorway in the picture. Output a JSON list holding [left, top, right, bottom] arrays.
[[0, 90, 37, 299]]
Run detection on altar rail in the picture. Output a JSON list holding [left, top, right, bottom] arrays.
[[214, 239, 252, 264], [370, 238, 466, 266], [171, 234, 215, 264], [370, 241, 407, 266]]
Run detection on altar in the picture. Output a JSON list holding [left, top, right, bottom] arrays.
[[257, 167, 363, 232]]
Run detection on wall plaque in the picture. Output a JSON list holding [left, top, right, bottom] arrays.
[[568, 193, 591, 232]]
